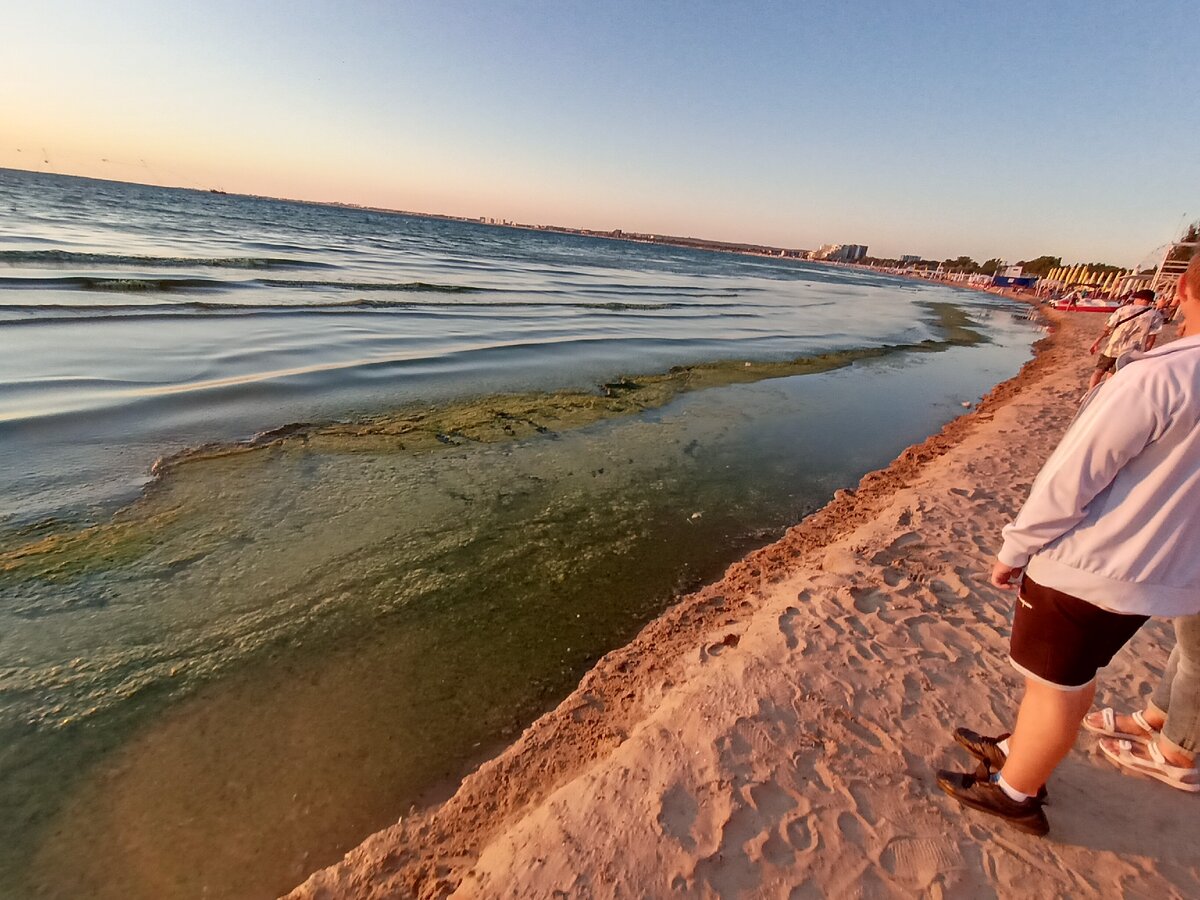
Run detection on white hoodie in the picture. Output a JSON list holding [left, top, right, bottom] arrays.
[[999, 334, 1200, 616]]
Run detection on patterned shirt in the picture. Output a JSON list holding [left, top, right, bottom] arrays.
[[1104, 305, 1163, 359]]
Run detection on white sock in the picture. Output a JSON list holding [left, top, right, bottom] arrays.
[[992, 773, 1031, 802], [997, 737, 1011, 756]]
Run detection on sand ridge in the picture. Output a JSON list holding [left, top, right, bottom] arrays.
[[288, 309, 1198, 899]]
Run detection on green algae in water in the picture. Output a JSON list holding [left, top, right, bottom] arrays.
[[0, 302, 1013, 899], [0, 302, 983, 587]]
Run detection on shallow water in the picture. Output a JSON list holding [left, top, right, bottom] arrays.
[[4, 324, 1035, 899], [6, 167, 996, 525], [0, 169, 1038, 898]]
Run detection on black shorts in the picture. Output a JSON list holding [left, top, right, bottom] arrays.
[[1094, 353, 1118, 374], [1009, 574, 1148, 690]]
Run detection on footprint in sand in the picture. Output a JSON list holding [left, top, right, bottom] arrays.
[[779, 606, 802, 649], [879, 836, 960, 888], [784, 814, 820, 853], [836, 810, 869, 844], [869, 530, 925, 567], [704, 632, 740, 657], [656, 784, 699, 852], [849, 586, 885, 614]]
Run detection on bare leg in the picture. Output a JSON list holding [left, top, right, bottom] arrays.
[[1087, 369, 1105, 390], [1000, 678, 1096, 795]]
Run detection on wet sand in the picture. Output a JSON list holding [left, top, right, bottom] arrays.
[[288, 308, 1199, 899]]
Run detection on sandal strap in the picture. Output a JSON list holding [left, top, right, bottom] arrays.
[[1131, 710, 1156, 735], [1101, 707, 1115, 732]]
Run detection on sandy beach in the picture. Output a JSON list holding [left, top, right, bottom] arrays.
[[282, 306, 1195, 899]]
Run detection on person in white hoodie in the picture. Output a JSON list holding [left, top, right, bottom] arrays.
[[937, 251, 1200, 835]]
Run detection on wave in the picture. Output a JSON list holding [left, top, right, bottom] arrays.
[[0, 275, 481, 294], [0, 249, 334, 269], [0, 297, 728, 325], [0, 275, 225, 292], [256, 278, 479, 293], [0, 269, 748, 302]]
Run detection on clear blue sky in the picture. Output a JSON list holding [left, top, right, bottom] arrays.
[[4, 0, 1197, 264]]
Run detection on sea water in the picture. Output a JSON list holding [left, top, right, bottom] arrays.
[[0, 168, 1038, 898]]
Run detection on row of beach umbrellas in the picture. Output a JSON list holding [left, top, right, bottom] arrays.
[[1045, 264, 1129, 293]]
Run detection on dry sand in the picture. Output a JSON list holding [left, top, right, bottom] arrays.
[[288, 308, 1198, 899]]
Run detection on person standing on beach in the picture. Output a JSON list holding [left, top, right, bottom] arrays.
[[1087, 288, 1163, 389], [937, 251, 1200, 835]]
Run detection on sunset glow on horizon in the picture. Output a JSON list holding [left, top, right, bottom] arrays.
[[4, 0, 1197, 264]]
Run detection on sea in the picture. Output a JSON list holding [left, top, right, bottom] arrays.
[[0, 167, 1039, 898]]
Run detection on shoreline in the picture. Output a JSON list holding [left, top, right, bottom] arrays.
[[289, 304, 1199, 897], [5, 297, 1035, 899]]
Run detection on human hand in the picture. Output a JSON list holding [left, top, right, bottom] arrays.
[[990, 561, 1023, 590]]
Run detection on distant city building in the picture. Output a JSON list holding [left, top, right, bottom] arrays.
[[811, 243, 868, 262], [899, 254, 921, 265]]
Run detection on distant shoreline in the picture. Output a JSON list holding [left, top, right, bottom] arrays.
[[3, 165, 814, 262]]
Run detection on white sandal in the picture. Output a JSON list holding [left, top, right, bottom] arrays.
[[1083, 707, 1156, 744], [1099, 738, 1200, 793]]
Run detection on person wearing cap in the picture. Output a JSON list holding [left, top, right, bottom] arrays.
[[936, 251, 1200, 834], [1087, 288, 1163, 389]]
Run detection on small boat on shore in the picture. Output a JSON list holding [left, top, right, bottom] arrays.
[[1051, 288, 1124, 313], [1053, 298, 1123, 313], [1051, 300, 1123, 314]]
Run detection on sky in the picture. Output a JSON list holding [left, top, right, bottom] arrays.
[[2, 1, 1197, 265]]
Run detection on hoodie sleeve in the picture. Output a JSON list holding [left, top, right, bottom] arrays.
[[998, 373, 1164, 568]]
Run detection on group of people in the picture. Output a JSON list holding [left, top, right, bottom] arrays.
[[937, 250, 1200, 835]]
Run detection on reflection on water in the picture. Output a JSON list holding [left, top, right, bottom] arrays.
[[2, 316, 1033, 899]]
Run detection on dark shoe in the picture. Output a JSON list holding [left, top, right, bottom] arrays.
[[936, 769, 1049, 836], [954, 728, 1049, 803], [954, 727, 1009, 770]]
